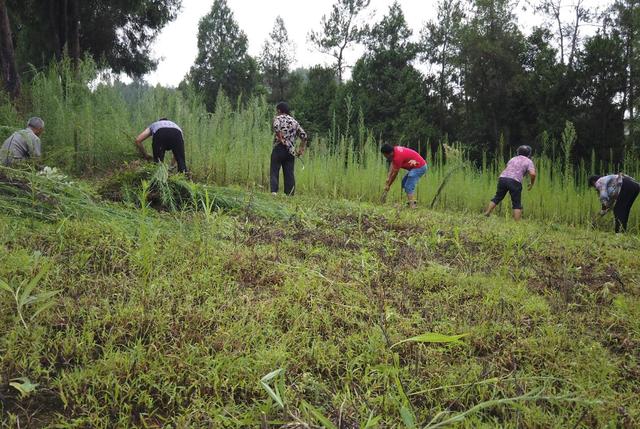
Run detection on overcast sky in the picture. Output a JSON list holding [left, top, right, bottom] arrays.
[[144, 0, 610, 87]]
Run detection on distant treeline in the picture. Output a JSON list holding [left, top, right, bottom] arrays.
[[0, 0, 638, 165]]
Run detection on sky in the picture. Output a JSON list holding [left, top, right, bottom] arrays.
[[144, 0, 610, 87]]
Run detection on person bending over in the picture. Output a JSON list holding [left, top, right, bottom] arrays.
[[381, 144, 428, 208], [588, 173, 639, 233], [1, 117, 45, 166], [271, 102, 307, 196], [134, 118, 187, 173], [484, 145, 536, 221]]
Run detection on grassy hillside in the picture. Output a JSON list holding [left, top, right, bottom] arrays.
[[0, 168, 638, 428]]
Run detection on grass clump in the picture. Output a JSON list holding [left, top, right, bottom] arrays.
[[98, 162, 292, 220]]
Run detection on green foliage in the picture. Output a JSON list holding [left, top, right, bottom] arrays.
[[9, 0, 182, 76], [9, 377, 38, 398], [349, 2, 434, 146], [309, 0, 371, 82], [260, 17, 296, 102], [0, 187, 639, 426], [189, 0, 258, 110], [0, 259, 59, 329], [390, 332, 469, 349], [260, 368, 286, 409]]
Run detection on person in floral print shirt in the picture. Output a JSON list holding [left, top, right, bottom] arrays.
[[271, 102, 307, 196]]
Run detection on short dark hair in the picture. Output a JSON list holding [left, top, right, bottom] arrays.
[[517, 145, 532, 157], [588, 175, 602, 188], [276, 102, 290, 115], [381, 143, 394, 155], [158, 117, 168, 121]]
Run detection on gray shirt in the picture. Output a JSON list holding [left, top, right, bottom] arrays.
[[0, 128, 42, 166], [149, 120, 182, 135]]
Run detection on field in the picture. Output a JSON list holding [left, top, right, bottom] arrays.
[[1, 165, 639, 428], [1, 61, 638, 231]]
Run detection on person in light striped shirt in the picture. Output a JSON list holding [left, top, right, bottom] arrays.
[[589, 173, 639, 233]]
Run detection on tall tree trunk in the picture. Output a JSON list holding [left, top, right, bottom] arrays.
[[49, 0, 62, 60], [69, 0, 81, 70], [0, 0, 20, 99]]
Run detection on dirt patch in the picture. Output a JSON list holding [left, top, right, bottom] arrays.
[[0, 385, 63, 428]]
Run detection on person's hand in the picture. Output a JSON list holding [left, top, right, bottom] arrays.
[[384, 184, 390, 192], [296, 148, 305, 157], [527, 183, 533, 191], [407, 159, 419, 167]]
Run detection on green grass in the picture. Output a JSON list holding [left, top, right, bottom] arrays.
[[2, 58, 637, 232], [1, 174, 639, 427]]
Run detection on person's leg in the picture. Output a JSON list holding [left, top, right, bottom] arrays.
[[270, 146, 283, 193], [513, 209, 522, 221], [168, 131, 187, 173], [506, 179, 522, 222], [151, 134, 165, 163], [509, 179, 523, 221], [614, 179, 640, 232], [485, 178, 508, 216], [282, 152, 296, 196], [403, 166, 426, 208]]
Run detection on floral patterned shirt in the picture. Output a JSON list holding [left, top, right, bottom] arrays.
[[499, 155, 536, 183], [595, 174, 624, 209], [272, 114, 307, 151]]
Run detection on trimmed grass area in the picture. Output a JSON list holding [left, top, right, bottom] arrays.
[[1, 184, 639, 427]]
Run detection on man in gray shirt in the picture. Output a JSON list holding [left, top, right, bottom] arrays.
[[0, 117, 45, 166]]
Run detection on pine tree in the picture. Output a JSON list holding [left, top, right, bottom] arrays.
[[260, 16, 295, 102], [188, 0, 257, 110]]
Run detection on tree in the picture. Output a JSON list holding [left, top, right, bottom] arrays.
[[291, 66, 338, 136], [260, 16, 296, 102], [421, 0, 465, 134], [189, 0, 257, 110], [309, 0, 371, 83], [607, 0, 640, 148], [0, 0, 19, 98], [350, 2, 435, 146], [573, 32, 626, 161], [8, 0, 182, 76], [532, 0, 593, 70], [455, 0, 529, 154]]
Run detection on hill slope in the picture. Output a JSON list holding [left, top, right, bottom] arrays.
[[0, 174, 639, 428]]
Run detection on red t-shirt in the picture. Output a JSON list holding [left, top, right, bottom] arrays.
[[392, 146, 426, 170]]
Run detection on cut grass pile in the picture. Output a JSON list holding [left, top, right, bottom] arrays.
[[0, 175, 638, 427], [0, 163, 292, 223]]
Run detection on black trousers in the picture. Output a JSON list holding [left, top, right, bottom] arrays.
[[270, 144, 295, 195], [152, 128, 187, 173], [613, 177, 639, 232], [491, 177, 523, 209]]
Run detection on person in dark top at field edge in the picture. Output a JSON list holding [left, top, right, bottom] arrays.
[[271, 101, 307, 196], [381, 144, 428, 208], [589, 173, 639, 233], [0, 117, 45, 166], [484, 145, 536, 221], [134, 118, 187, 173]]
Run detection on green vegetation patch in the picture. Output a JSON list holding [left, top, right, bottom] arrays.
[[0, 190, 638, 427]]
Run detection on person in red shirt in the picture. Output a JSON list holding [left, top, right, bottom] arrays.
[[381, 144, 428, 208]]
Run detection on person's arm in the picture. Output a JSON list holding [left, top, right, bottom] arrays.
[[527, 168, 536, 190], [385, 165, 400, 191], [134, 128, 153, 160], [32, 137, 42, 158], [275, 131, 286, 146], [296, 125, 308, 155]]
